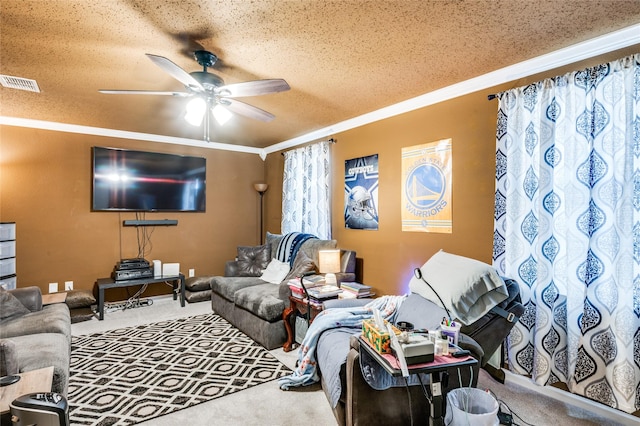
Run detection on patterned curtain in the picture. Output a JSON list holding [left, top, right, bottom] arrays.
[[493, 54, 640, 414], [282, 141, 332, 239]]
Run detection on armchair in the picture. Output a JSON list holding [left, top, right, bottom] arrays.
[[317, 295, 483, 426], [315, 255, 525, 426], [0, 286, 71, 395], [323, 280, 523, 425]]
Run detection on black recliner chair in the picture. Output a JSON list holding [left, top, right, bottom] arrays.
[[460, 278, 525, 381], [319, 277, 525, 426]]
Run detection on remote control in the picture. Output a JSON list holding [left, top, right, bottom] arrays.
[[452, 349, 471, 358]]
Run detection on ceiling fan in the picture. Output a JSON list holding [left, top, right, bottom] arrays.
[[100, 50, 290, 140]]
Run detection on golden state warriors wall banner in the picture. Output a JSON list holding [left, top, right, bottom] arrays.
[[345, 154, 379, 230], [401, 139, 452, 233]]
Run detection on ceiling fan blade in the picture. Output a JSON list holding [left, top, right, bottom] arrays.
[[221, 98, 275, 122], [215, 79, 290, 98], [145, 53, 204, 92], [99, 89, 191, 97]]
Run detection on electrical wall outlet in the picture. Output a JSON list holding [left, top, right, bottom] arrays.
[[188, 269, 195, 278], [49, 282, 58, 293], [65, 281, 74, 291]]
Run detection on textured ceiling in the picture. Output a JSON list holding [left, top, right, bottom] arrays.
[[1, 1, 639, 149]]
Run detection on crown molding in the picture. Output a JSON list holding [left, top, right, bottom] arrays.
[[2, 23, 638, 160], [0, 116, 263, 155], [264, 23, 640, 156]]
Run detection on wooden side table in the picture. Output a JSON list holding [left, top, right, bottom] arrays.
[[282, 296, 323, 352], [41, 292, 67, 305], [0, 366, 54, 414]]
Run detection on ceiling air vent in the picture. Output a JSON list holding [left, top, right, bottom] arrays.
[[0, 75, 40, 92]]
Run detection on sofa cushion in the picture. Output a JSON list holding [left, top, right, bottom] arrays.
[[233, 284, 285, 322], [0, 339, 18, 376], [260, 258, 291, 284], [0, 289, 30, 320], [6, 287, 42, 312], [236, 244, 271, 277], [283, 251, 317, 282], [10, 332, 70, 396], [409, 250, 508, 325], [185, 276, 214, 292], [64, 290, 96, 309], [0, 303, 71, 340], [185, 289, 212, 303], [266, 232, 284, 260], [210, 276, 266, 302]]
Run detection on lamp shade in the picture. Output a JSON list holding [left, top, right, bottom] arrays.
[[254, 183, 269, 193], [319, 249, 341, 274]]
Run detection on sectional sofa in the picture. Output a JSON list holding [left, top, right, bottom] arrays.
[[0, 286, 71, 395], [209, 232, 356, 349]]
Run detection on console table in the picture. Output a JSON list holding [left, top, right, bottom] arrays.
[[359, 336, 478, 426], [95, 274, 185, 320]]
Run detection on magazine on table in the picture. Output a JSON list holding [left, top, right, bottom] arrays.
[[307, 284, 342, 299]]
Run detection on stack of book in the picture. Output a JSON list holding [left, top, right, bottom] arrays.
[[307, 284, 343, 303], [288, 275, 325, 300], [339, 282, 373, 299]]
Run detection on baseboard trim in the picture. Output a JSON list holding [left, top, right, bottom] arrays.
[[503, 370, 638, 425]]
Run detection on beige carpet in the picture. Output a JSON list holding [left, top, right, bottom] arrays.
[[72, 296, 637, 426]]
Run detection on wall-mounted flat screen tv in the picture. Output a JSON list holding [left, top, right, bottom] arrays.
[[92, 146, 206, 212]]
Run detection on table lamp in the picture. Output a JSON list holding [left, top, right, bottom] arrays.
[[318, 249, 341, 286]]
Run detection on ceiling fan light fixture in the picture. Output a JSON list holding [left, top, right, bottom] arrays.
[[212, 104, 233, 126], [185, 97, 206, 126]]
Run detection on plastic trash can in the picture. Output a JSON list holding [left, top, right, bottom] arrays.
[[444, 387, 499, 426]]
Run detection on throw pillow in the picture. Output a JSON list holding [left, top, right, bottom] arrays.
[[0, 289, 30, 320], [266, 232, 284, 260], [64, 290, 97, 309], [236, 244, 271, 277], [284, 251, 317, 282], [409, 250, 509, 325], [260, 258, 291, 284]]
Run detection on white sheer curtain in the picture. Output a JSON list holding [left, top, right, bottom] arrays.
[[493, 54, 640, 414], [281, 141, 332, 239]]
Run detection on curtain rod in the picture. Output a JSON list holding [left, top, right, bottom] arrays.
[[281, 138, 336, 155]]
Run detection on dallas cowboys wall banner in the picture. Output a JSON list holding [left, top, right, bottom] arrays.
[[344, 154, 379, 230], [401, 139, 452, 233]]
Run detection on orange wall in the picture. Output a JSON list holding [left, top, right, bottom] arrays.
[[264, 46, 639, 297], [0, 126, 266, 299], [265, 89, 500, 297], [3, 46, 636, 300]]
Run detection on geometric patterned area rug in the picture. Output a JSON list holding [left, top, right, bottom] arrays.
[[68, 313, 291, 425]]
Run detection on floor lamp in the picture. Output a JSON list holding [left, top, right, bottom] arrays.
[[254, 183, 268, 244]]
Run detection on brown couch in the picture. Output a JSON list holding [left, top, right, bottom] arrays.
[[209, 232, 356, 349], [0, 286, 71, 396]]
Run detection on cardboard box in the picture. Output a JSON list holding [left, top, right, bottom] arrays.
[[362, 319, 401, 354]]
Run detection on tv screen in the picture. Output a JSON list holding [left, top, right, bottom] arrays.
[[92, 146, 206, 212]]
